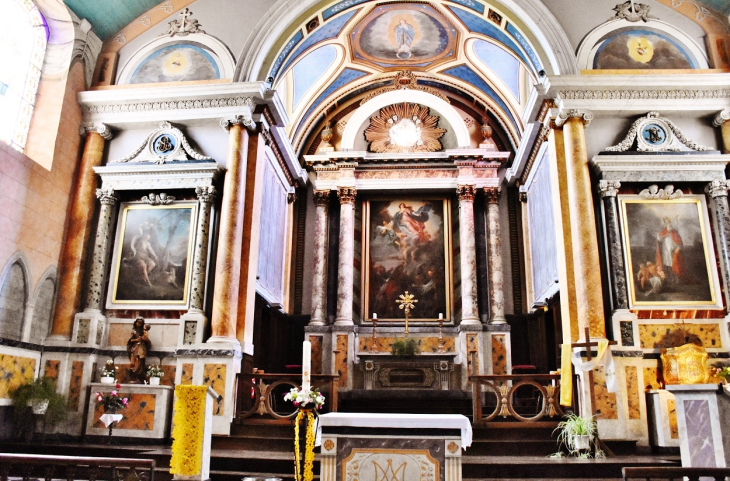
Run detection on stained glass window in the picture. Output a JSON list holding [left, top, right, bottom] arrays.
[[0, 0, 48, 152]]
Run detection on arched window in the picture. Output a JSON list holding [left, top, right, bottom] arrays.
[[0, 0, 48, 152], [0, 262, 29, 340]]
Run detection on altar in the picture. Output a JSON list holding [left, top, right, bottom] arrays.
[[317, 412, 471, 481]]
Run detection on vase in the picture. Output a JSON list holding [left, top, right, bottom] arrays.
[[100, 376, 115, 384], [573, 434, 590, 451], [149, 377, 160, 386], [29, 399, 49, 415]]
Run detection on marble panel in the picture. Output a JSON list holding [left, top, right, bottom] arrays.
[[358, 336, 456, 354], [76, 319, 90, 344], [108, 323, 130, 347], [638, 323, 722, 349], [667, 397, 679, 439], [336, 334, 348, 388], [620, 321, 635, 346], [68, 360, 84, 410], [684, 399, 716, 467], [183, 321, 197, 345], [160, 365, 176, 386], [625, 366, 641, 419], [0, 354, 36, 398], [491, 335, 507, 375], [311, 336, 323, 374], [467, 333, 478, 378], [644, 365, 662, 390], [43, 360, 60, 383], [181, 363, 194, 385], [337, 437, 445, 481], [92, 393, 156, 430], [203, 363, 226, 414], [594, 366, 618, 419]]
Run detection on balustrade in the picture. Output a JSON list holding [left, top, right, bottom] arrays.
[[0, 454, 155, 481]]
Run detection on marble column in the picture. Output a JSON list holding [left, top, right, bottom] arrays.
[[457, 185, 480, 325], [556, 110, 605, 339], [84, 187, 118, 311], [705, 180, 730, 309], [190, 186, 216, 312], [484, 187, 506, 324], [598, 180, 627, 310], [310, 189, 331, 326], [713, 110, 730, 154], [335, 186, 356, 326], [50, 123, 112, 340], [209, 116, 252, 344]]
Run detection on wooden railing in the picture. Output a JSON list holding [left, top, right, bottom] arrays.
[[0, 453, 155, 481], [470, 373, 574, 423], [622, 466, 730, 480], [234, 373, 339, 424]]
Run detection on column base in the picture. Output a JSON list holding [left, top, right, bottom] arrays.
[[43, 334, 72, 346], [334, 319, 354, 326], [72, 309, 107, 347], [309, 319, 326, 326], [205, 336, 242, 351], [460, 318, 481, 326], [179, 310, 208, 347], [488, 317, 508, 325]]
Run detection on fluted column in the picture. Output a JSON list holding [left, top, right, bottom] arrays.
[[706, 180, 730, 309], [189, 186, 216, 312], [310, 189, 330, 325], [50, 123, 112, 339], [598, 180, 627, 310], [484, 187, 506, 324], [555, 110, 605, 339], [84, 187, 119, 311], [714, 110, 730, 154], [209, 116, 252, 344], [335, 186, 356, 326], [457, 185, 480, 325]]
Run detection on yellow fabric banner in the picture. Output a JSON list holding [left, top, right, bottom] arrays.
[[560, 343, 573, 407]]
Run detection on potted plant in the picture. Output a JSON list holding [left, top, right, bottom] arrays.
[[9, 377, 68, 440], [95, 384, 129, 414], [554, 413, 597, 455], [147, 365, 164, 385], [713, 366, 730, 387], [100, 360, 117, 384]]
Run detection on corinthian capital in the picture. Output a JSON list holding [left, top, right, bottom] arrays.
[[713, 110, 730, 128], [337, 186, 357, 205], [96, 187, 118, 205], [598, 180, 621, 198], [313, 189, 330, 206], [483, 187, 501, 204], [555, 109, 593, 128], [195, 186, 217, 203], [705, 180, 730, 198], [456, 184, 476, 202], [79, 122, 112, 140]]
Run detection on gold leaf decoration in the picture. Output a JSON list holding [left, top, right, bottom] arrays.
[[364, 103, 446, 153]]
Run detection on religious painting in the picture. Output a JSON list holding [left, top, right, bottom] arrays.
[[129, 42, 221, 84], [593, 29, 696, 69], [363, 198, 452, 322], [350, 3, 457, 69], [107, 202, 197, 309], [618, 196, 722, 309]]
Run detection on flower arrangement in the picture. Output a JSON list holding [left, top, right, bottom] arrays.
[[147, 365, 164, 378], [713, 366, 730, 383], [284, 387, 325, 409], [101, 360, 117, 378], [391, 337, 420, 356], [95, 384, 129, 413], [553, 413, 598, 456], [170, 385, 208, 476]]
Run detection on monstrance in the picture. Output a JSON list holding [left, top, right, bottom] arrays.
[[395, 291, 418, 335]]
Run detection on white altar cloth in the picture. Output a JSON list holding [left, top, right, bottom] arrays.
[[316, 412, 472, 448]]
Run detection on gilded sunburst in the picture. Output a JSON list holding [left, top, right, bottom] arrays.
[[364, 103, 446, 153]]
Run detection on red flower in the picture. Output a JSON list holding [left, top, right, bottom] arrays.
[[115, 383, 121, 389]]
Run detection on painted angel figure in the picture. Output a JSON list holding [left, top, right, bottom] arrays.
[[395, 19, 415, 58], [392, 202, 432, 261]]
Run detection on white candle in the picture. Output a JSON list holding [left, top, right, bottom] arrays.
[[373, 313, 377, 319], [439, 313, 444, 319], [302, 340, 311, 391]]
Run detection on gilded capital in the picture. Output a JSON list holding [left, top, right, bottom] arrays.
[[337, 186, 357, 205], [598, 180, 621, 198], [288, 192, 297, 204], [220, 113, 255, 131], [483, 187, 501, 204], [79, 122, 112, 140], [456, 184, 476, 202], [555, 109, 593, 128], [705, 180, 730, 198], [313, 189, 330, 206], [713, 110, 730, 128], [195, 185, 217, 203], [95, 187, 118, 205]]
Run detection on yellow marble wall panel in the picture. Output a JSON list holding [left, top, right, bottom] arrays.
[[160, 365, 175, 386], [357, 336, 455, 354], [181, 363, 194, 385], [311, 336, 323, 374], [638, 324, 722, 349], [204, 364, 226, 414], [68, 361, 84, 410], [594, 366, 618, 419], [667, 397, 679, 439], [0, 355, 36, 398], [644, 365, 661, 390], [108, 323, 131, 347], [43, 360, 60, 384], [467, 334, 479, 378], [92, 393, 156, 430], [335, 335, 348, 388], [625, 366, 641, 420], [492, 335, 507, 375]]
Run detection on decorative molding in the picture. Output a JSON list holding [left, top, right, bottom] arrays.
[[519, 124, 550, 185], [713, 110, 730, 128], [364, 103, 446, 154], [613, 1, 654, 22], [163, 8, 205, 37], [79, 122, 112, 140], [260, 126, 297, 188], [142, 193, 176, 205], [313, 189, 331, 206], [605, 112, 712, 152], [705, 180, 730, 198], [554, 109, 593, 127], [556, 89, 730, 101], [71, 13, 102, 88], [360, 71, 449, 104], [195, 186, 217, 203], [598, 180, 621, 198], [94, 163, 224, 192], [112, 121, 213, 164], [638, 184, 684, 199], [84, 96, 255, 116], [484, 187, 501, 204], [220, 113, 256, 131], [337, 186, 357, 204], [456, 185, 477, 202], [95, 187, 118, 205]]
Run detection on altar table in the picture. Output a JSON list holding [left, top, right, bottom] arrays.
[[317, 413, 471, 481]]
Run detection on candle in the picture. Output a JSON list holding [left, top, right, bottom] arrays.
[[302, 340, 311, 391], [373, 313, 377, 319], [439, 313, 444, 319]]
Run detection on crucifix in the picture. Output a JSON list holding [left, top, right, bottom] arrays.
[[395, 291, 417, 335], [178, 8, 192, 32], [564, 327, 618, 416]]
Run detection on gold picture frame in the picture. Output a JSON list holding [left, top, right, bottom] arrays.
[[106, 202, 198, 310], [362, 198, 452, 323], [618, 195, 722, 310]]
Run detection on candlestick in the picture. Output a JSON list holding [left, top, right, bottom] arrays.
[[437, 315, 446, 353], [302, 340, 311, 391], [371, 316, 378, 352]]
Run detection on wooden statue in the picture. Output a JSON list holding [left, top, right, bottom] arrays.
[[127, 317, 151, 383]]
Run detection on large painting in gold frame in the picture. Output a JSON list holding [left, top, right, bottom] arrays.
[[106, 202, 197, 310], [363, 198, 452, 322], [618, 195, 722, 310]]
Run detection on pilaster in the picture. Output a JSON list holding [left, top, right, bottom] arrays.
[[705, 180, 730, 311], [456, 185, 479, 325]]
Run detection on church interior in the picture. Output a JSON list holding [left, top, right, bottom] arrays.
[[2, 0, 730, 479]]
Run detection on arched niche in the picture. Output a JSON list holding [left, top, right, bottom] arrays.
[[340, 89, 471, 150], [0, 252, 31, 341]]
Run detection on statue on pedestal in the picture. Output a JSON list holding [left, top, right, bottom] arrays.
[[127, 317, 151, 383]]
